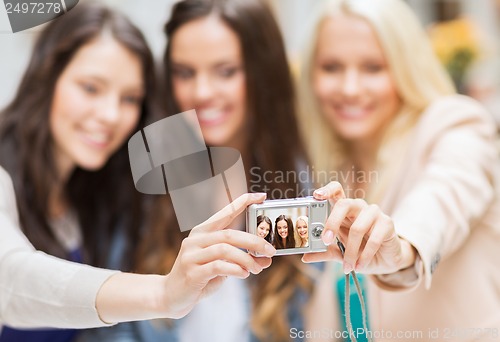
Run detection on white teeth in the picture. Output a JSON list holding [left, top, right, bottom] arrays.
[[340, 106, 366, 118], [198, 109, 223, 121], [85, 132, 109, 144]]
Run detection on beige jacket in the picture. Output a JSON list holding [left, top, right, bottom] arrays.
[[368, 95, 500, 341], [0, 166, 117, 330]]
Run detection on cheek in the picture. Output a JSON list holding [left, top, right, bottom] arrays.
[[377, 82, 400, 121], [233, 75, 246, 101], [313, 72, 328, 101], [227, 75, 247, 115], [313, 74, 341, 108], [368, 74, 399, 104], [117, 111, 141, 142], [49, 82, 82, 137], [172, 80, 192, 110]]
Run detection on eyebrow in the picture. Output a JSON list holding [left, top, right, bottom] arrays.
[[80, 75, 145, 93], [171, 61, 240, 68]]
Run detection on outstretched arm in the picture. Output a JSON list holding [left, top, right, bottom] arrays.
[[96, 192, 276, 323], [1, 167, 275, 327]]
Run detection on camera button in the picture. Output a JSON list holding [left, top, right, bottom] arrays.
[[312, 225, 323, 238]]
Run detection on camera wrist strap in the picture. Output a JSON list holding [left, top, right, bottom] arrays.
[[336, 238, 372, 342]]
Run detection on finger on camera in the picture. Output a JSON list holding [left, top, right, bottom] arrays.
[[253, 255, 272, 270], [193, 243, 264, 274], [326, 198, 368, 235], [323, 198, 353, 239], [343, 204, 380, 269], [195, 193, 267, 233], [313, 181, 345, 200], [356, 217, 391, 272], [198, 260, 251, 280], [196, 229, 276, 257], [301, 246, 343, 263]]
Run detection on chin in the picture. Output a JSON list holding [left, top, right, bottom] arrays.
[[77, 159, 107, 171], [336, 127, 375, 142], [203, 134, 233, 147]]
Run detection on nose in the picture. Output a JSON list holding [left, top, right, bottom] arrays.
[[341, 68, 361, 99], [98, 94, 121, 125], [194, 74, 215, 103]]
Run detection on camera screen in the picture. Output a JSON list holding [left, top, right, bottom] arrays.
[[256, 206, 309, 250]]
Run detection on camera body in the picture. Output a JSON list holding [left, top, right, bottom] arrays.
[[246, 196, 329, 256]]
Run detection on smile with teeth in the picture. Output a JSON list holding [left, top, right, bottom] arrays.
[[336, 106, 370, 119], [81, 131, 111, 147], [197, 108, 226, 124]]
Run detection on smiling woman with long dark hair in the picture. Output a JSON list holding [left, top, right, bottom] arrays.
[[129, 0, 323, 341], [0, 3, 155, 340]]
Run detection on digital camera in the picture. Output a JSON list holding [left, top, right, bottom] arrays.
[[246, 197, 329, 256]]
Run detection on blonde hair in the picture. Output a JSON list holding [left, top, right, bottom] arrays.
[[298, 0, 455, 201], [294, 216, 309, 247]]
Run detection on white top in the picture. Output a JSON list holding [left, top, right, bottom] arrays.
[[0, 166, 117, 331], [178, 276, 249, 342]]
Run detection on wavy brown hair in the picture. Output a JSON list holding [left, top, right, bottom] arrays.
[[135, 0, 315, 341], [0, 3, 157, 268]]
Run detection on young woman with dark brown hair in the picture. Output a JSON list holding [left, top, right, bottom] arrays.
[[273, 215, 296, 250], [119, 0, 323, 341], [0, 4, 153, 340]]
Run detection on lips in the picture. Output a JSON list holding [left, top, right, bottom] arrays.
[[196, 108, 228, 126], [334, 105, 371, 120], [80, 130, 111, 149]]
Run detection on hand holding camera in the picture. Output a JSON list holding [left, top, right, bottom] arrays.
[[164, 193, 276, 319], [244, 181, 416, 276], [301, 182, 417, 275]]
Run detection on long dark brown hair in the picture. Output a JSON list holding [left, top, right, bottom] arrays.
[[0, 3, 157, 268], [135, 0, 314, 341], [273, 215, 296, 249]]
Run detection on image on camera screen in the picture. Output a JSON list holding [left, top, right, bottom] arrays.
[[256, 206, 309, 250]]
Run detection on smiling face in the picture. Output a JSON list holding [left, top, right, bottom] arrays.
[[276, 219, 288, 239], [170, 15, 247, 149], [50, 35, 143, 177], [296, 219, 308, 239], [312, 15, 400, 143], [257, 220, 270, 238]]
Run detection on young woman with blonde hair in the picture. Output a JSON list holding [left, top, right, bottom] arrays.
[[294, 216, 309, 248], [300, 0, 500, 336]]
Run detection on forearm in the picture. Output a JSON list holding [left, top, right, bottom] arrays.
[[95, 273, 168, 324], [0, 249, 117, 328]]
